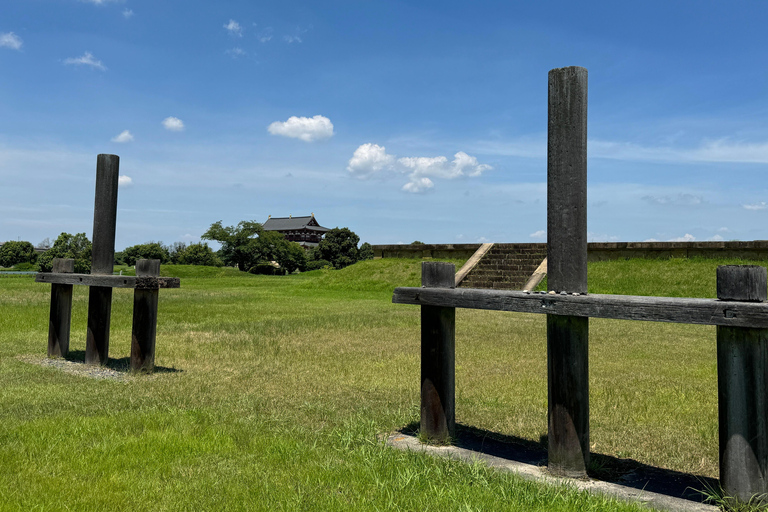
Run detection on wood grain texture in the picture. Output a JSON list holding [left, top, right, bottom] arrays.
[[421, 262, 456, 442], [717, 265, 767, 302], [91, 154, 120, 275], [131, 259, 161, 373], [48, 258, 74, 358], [35, 273, 180, 289], [393, 287, 768, 328]]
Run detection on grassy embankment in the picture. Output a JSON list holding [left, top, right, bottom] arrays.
[[0, 257, 759, 510]]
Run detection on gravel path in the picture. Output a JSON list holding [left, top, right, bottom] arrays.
[[17, 355, 130, 381]]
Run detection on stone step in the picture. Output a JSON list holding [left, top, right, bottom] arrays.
[[459, 245, 546, 290]]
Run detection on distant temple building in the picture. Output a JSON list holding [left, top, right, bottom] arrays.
[[262, 214, 330, 249]]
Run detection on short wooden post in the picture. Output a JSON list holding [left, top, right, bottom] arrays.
[[546, 65, 590, 477], [421, 262, 456, 442], [47, 258, 74, 357], [131, 259, 160, 373], [85, 154, 119, 365], [717, 265, 768, 504]]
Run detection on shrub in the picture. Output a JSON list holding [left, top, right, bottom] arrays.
[[0, 241, 37, 268], [122, 242, 171, 266], [248, 262, 279, 275], [176, 243, 223, 267], [358, 242, 374, 261], [306, 259, 332, 271]]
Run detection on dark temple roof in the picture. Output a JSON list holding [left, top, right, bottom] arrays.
[[262, 215, 330, 232]]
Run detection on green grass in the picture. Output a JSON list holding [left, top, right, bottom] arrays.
[[1, 256, 759, 511]]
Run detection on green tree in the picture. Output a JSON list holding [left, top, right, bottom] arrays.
[[122, 242, 171, 266], [37, 233, 92, 273], [177, 243, 223, 266], [0, 241, 37, 268], [317, 227, 360, 269], [254, 230, 307, 273], [358, 242, 374, 261], [201, 220, 262, 271], [168, 242, 187, 264]]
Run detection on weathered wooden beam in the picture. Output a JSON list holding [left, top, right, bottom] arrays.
[[547, 65, 590, 477], [86, 154, 120, 366], [48, 258, 74, 358], [717, 265, 768, 504], [131, 259, 160, 373], [421, 262, 456, 442], [35, 273, 180, 289], [392, 287, 768, 328]]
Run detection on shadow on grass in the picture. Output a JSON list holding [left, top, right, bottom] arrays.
[[65, 350, 183, 374], [401, 421, 716, 504]]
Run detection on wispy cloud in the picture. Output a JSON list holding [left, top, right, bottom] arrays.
[[256, 27, 273, 43], [0, 32, 23, 51], [268, 115, 334, 142], [641, 193, 704, 206], [162, 117, 185, 131], [743, 202, 768, 211], [529, 230, 546, 239], [118, 175, 132, 187], [347, 143, 492, 193], [63, 52, 106, 71], [669, 233, 696, 242], [226, 47, 246, 58], [224, 19, 243, 37], [111, 130, 134, 143], [122, 9, 134, 19], [79, 0, 124, 4]]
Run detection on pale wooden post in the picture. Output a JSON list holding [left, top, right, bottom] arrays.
[[421, 262, 456, 442], [48, 258, 74, 357], [546, 65, 590, 477], [131, 259, 161, 373], [717, 265, 768, 504], [85, 154, 119, 365]]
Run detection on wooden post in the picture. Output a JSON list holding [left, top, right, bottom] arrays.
[[717, 265, 768, 504], [546, 66, 590, 477], [85, 154, 119, 365], [421, 262, 456, 442], [131, 259, 160, 373], [48, 258, 74, 357]]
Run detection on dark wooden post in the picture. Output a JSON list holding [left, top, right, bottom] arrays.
[[546, 65, 590, 477], [131, 259, 160, 373], [717, 265, 768, 504], [85, 154, 119, 365], [421, 262, 456, 442], [48, 258, 74, 357]]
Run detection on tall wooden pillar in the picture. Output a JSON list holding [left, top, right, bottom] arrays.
[[85, 154, 119, 365], [546, 66, 590, 477], [48, 258, 74, 357], [420, 262, 456, 442], [717, 265, 768, 504]]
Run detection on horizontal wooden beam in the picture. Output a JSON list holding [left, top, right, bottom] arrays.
[[36, 273, 180, 290], [392, 287, 768, 328]]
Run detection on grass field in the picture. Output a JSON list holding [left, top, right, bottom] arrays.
[[0, 256, 762, 511]]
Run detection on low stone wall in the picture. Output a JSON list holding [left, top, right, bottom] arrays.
[[373, 241, 768, 261]]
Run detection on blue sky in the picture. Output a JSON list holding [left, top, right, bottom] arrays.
[[2, 0, 768, 250]]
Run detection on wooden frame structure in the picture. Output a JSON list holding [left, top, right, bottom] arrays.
[[393, 66, 768, 503], [36, 154, 180, 373]]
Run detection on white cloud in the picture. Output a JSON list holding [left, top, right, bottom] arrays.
[[226, 47, 246, 58], [162, 117, 185, 132], [347, 143, 396, 178], [257, 27, 274, 43], [709, 234, 724, 241], [743, 202, 768, 211], [224, 19, 243, 37], [669, 234, 696, 242], [63, 52, 106, 71], [118, 175, 132, 186], [111, 130, 134, 143], [529, 230, 546, 239], [268, 115, 334, 142], [591, 138, 768, 164], [0, 32, 23, 51], [284, 35, 302, 43], [122, 9, 134, 18], [402, 177, 434, 194], [347, 143, 492, 192], [80, 0, 123, 4], [641, 194, 704, 206]]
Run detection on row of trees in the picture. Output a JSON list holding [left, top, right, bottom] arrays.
[[4, 221, 372, 274]]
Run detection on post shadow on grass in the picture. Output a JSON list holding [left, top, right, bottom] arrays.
[[400, 421, 717, 504], [65, 350, 182, 374]]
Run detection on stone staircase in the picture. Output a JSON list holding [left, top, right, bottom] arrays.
[[458, 243, 547, 290]]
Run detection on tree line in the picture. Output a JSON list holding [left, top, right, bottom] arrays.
[[1, 220, 372, 274]]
